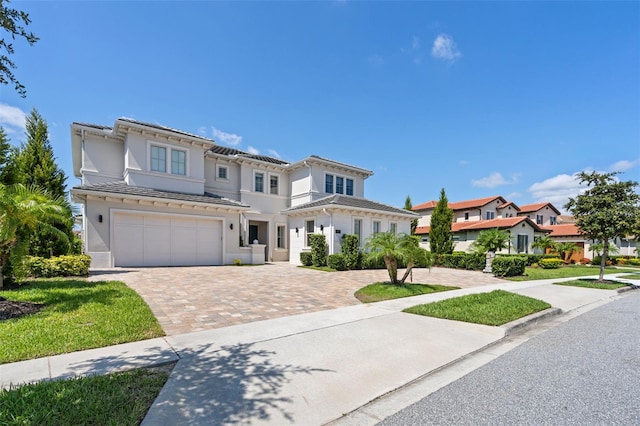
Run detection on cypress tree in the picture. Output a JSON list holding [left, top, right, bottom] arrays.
[[430, 188, 455, 254], [0, 127, 20, 185], [404, 195, 417, 235]]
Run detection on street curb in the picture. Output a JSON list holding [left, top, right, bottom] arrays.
[[617, 285, 639, 294], [503, 307, 563, 336]]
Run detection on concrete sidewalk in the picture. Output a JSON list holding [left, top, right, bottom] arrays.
[[1, 275, 637, 425]]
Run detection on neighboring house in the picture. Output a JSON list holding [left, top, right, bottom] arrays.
[[413, 196, 549, 254], [545, 223, 591, 262], [517, 202, 561, 226], [70, 118, 416, 268]]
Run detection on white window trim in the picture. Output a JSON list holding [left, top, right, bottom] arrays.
[[305, 218, 316, 248], [389, 222, 398, 234], [216, 164, 229, 181], [324, 172, 355, 196], [253, 170, 265, 193], [268, 172, 280, 195], [147, 140, 189, 176]]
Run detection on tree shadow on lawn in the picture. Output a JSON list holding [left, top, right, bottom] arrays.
[[1, 280, 126, 314], [67, 341, 334, 425]]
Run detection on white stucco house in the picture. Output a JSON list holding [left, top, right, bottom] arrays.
[[70, 118, 417, 268]]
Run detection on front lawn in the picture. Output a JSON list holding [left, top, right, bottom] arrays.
[[355, 282, 459, 303], [554, 279, 630, 290], [0, 279, 164, 364], [0, 365, 171, 425], [505, 265, 637, 281], [404, 290, 551, 326], [620, 273, 640, 280]]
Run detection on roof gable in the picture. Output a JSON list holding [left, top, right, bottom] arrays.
[[283, 194, 416, 217], [518, 202, 561, 215]]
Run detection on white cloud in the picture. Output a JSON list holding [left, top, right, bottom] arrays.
[[197, 126, 207, 136], [459, 160, 470, 166], [267, 149, 281, 159], [528, 173, 588, 212], [368, 54, 384, 65], [0, 103, 27, 134], [211, 127, 242, 146], [609, 158, 640, 172], [431, 34, 462, 62], [247, 146, 259, 155], [471, 172, 518, 188]]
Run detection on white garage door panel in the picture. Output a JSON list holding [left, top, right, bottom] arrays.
[[113, 213, 222, 267]]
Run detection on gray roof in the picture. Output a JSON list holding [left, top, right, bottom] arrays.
[[72, 181, 249, 208], [284, 195, 417, 216], [308, 155, 372, 175], [73, 118, 215, 144], [209, 146, 289, 165]]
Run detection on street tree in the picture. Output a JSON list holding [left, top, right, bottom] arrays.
[[565, 171, 640, 281], [0, 0, 39, 97], [404, 195, 417, 235], [430, 188, 454, 254], [364, 232, 421, 285], [0, 184, 71, 287]]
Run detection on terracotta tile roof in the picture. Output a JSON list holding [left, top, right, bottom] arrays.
[[413, 195, 506, 212], [497, 201, 520, 211], [414, 217, 548, 234], [518, 202, 561, 215], [544, 223, 582, 237], [71, 181, 249, 208]]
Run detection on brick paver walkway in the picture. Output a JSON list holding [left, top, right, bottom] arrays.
[[88, 263, 505, 336]]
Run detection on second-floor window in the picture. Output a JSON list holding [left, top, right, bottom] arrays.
[[325, 174, 334, 193], [550, 216, 557, 225], [171, 150, 186, 176], [536, 214, 544, 225], [255, 172, 264, 193], [325, 173, 354, 196], [151, 144, 187, 175], [217, 165, 228, 180], [464, 212, 469, 221], [151, 146, 166, 173], [486, 211, 495, 220], [270, 175, 279, 195], [336, 177, 344, 194], [346, 178, 354, 196]]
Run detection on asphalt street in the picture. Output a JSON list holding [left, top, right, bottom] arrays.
[[380, 291, 640, 425]]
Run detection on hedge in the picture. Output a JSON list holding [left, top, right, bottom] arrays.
[[300, 252, 313, 266], [491, 256, 527, 277], [309, 234, 328, 267], [341, 234, 361, 270], [433, 253, 485, 270], [25, 255, 92, 278], [539, 258, 564, 269], [327, 254, 347, 271]]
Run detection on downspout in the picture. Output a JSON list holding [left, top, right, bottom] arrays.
[[322, 208, 333, 254]]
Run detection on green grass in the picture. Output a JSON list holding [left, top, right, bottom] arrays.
[[554, 279, 630, 290], [0, 365, 171, 425], [505, 265, 638, 281], [0, 279, 164, 364], [355, 282, 459, 303], [620, 273, 640, 280], [404, 290, 551, 326]]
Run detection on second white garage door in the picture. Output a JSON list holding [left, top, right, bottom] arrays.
[[113, 213, 223, 267]]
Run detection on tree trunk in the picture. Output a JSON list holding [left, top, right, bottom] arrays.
[[599, 240, 608, 282], [399, 261, 415, 284], [384, 256, 398, 284]]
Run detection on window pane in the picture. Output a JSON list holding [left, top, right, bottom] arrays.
[[390, 223, 397, 234], [171, 150, 186, 175], [270, 175, 278, 195], [346, 179, 354, 196], [255, 172, 264, 192], [218, 166, 227, 179], [151, 146, 166, 172], [306, 220, 315, 246], [336, 177, 344, 194], [354, 219, 362, 243], [277, 225, 285, 248], [373, 221, 380, 234], [325, 174, 334, 193]]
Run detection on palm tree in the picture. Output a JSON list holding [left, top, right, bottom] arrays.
[[532, 235, 555, 254], [554, 241, 580, 263], [470, 228, 510, 254], [0, 184, 71, 287], [364, 232, 421, 285]]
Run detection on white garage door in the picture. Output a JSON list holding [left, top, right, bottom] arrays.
[[113, 213, 222, 267]]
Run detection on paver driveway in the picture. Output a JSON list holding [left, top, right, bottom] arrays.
[[88, 263, 505, 335]]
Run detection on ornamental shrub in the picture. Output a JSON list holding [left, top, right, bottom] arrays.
[[309, 234, 328, 267], [300, 252, 313, 266], [627, 258, 640, 266], [539, 258, 563, 269], [25, 254, 92, 278], [327, 254, 347, 271], [433, 252, 484, 270], [491, 256, 527, 277], [341, 234, 361, 270]]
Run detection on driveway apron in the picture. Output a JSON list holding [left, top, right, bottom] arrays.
[[88, 264, 505, 335]]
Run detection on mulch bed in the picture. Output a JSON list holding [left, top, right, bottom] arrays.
[[0, 297, 44, 321]]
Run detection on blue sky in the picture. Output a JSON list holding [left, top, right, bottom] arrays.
[[1, 1, 638, 213]]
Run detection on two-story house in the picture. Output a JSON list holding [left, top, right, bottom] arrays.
[[413, 195, 550, 254], [70, 118, 416, 268]]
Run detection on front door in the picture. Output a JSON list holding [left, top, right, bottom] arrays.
[[249, 225, 259, 244]]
